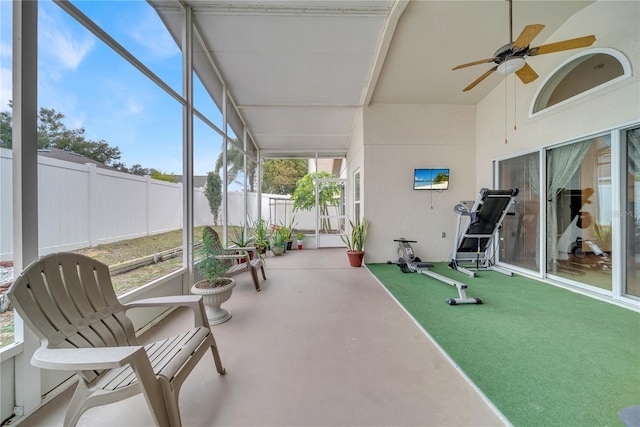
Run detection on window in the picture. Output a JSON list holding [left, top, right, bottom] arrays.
[[532, 49, 630, 114]]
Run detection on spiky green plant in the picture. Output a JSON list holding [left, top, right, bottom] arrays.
[[341, 218, 369, 252]]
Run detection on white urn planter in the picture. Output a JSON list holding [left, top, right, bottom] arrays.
[[191, 278, 235, 325]]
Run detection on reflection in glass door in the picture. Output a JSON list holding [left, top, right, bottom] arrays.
[[546, 136, 613, 291], [626, 128, 640, 298]]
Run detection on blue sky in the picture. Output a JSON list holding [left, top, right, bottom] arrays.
[[1, 0, 225, 176]]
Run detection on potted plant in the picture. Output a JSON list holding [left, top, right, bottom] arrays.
[[191, 229, 236, 325], [270, 226, 287, 256], [341, 218, 369, 267], [280, 216, 297, 251], [229, 225, 255, 263], [296, 232, 305, 250], [252, 218, 270, 256]]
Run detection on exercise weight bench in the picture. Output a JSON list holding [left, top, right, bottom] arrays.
[[449, 188, 519, 277]]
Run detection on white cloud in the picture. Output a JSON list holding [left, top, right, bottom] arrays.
[[0, 41, 11, 59], [127, 8, 179, 60], [0, 68, 11, 110], [39, 5, 95, 71], [125, 97, 144, 115], [1, 42, 12, 109], [47, 30, 95, 70]]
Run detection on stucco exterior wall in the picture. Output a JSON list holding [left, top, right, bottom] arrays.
[[361, 104, 476, 263]]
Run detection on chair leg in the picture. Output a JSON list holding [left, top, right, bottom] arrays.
[[250, 267, 261, 291], [207, 334, 227, 375], [64, 381, 90, 427], [132, 356, 171, 427], [159, 380, 182, 427], [260, 265, 267, 280]]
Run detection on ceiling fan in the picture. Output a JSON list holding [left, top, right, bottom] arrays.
[[453, 0, 596, 92]]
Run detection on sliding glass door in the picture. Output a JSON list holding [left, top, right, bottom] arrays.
[[546, 135, 612, 291], [626, 128, 640, 298]]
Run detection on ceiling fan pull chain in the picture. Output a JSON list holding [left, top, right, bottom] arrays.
[[508, 0, 513, 42], [513, 76, 517, 131]]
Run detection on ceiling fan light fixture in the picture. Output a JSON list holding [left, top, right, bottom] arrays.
[[497, 57, 526, 75]]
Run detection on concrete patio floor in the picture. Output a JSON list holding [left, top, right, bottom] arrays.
[[19, 248, 507, 426]]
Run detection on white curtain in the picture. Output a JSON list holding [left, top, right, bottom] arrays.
[[546, 140, 592, 269], [527, 153, 540, 194], [629, 128, 640, 172]]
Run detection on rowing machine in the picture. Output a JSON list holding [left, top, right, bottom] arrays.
[[388, 238, 482, 305]]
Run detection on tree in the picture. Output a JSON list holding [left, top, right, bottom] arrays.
[[0, 103, 123, 165], [150, 170, 177, 183], [214, 141, 258, 192], [0, 101, 12, 149], [1, 102, 175, 182], [205, 172, 223, 225], [262, 159, 308, 195], [291, 171, 342, 231]]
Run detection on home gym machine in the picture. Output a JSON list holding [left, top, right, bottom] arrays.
[[448, 188, 519, 277], [387, 188, 519, 304], [388, 238, 482, 305]]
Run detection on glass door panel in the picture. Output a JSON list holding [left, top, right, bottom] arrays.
[[626, 128, 640, 297], [546, 136, 613, 291]]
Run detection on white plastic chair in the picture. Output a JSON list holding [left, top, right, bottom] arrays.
[[8, 252, 226, 427]]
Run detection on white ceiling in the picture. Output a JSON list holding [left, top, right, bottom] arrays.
[[151, 0, 594, 157]]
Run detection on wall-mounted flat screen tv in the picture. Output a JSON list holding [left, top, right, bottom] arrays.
[[413, 168, 450, 190]]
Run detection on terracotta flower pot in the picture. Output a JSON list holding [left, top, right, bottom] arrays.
[[347, 251, 365, 267]]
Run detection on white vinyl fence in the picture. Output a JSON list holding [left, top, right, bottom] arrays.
[[0, 148, 313, 261]]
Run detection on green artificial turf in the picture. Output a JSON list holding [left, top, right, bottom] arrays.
[[367, 262, 640, 427]]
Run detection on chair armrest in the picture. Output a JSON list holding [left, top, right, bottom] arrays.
[[33, 345, 144, 371], [124, 295, 210, 328], [229, 245, 258, 255], [216, 252, 251, 264]]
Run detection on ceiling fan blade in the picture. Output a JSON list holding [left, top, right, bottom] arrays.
[[529, 35, 596, 56], [453, 58, 498, 71], [512, 24, 545, 49], [462, 66, 498, 92], [515, 62, 538, 84]]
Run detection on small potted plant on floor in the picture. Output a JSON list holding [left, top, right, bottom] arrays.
[[271, 226, 287, 256], [296, 232, 305, 250], [252, 218, 270, 256], [191, 229, 235, 325], [341, 218, 369, 267]]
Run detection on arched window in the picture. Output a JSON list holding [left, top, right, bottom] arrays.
[[531, 48, 631, 115]]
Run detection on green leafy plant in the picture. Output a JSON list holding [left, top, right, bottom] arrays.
[[197, 229, 232, 287], [252, 218, 270, 252], [341, 218, 369, 252], [291, 172, 342, 232], [271, 226, 288, 247], [296, 232, 305, 241], [279, 215, 297, 242], [229, 225, 255, 248]]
